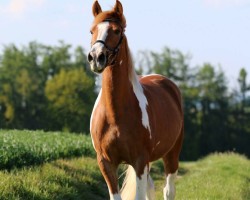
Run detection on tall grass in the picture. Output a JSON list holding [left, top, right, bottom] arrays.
[[0, 158, 107, 200], [0, 130, 95, 170], [0, 153, 249, 200]]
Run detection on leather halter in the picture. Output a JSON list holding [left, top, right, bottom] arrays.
[[92, 18, 124, 54]]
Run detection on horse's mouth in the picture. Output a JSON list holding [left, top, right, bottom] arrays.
[[90, 62, 106, 74], [95, 67, 105, 74]]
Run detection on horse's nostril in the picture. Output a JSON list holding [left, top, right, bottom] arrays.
[[97, 53, 106, 65], [87, 52, 93, 63]]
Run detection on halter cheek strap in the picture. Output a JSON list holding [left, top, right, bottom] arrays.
[[92, 18, 124, 54], [93, 35, 123, 53]]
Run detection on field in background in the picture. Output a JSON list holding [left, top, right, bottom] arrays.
[[153, 153, 250, 199], [0, 130, 94, 170], [0, 130, 249, 199]]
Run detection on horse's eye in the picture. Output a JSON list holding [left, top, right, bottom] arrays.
[[114, 29, 121, 35], [90, 31, 93, 35]]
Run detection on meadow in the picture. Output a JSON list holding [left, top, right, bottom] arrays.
[[0, 130, 249, 200], [0, 130, 94, 170]]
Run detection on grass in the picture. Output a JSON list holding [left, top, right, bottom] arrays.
[[0, 130, 94, 170], [0, 157, 108, 200], [153, 153, 250, 200], [0, 152, 249, 200]]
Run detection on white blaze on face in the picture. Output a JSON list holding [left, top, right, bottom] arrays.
[[92, 21, 110, 51]]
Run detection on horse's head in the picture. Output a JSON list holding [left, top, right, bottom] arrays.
[[87, 0, 126, 74]]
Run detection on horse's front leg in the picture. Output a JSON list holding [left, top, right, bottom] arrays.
[[97, 155, 121, 200], [135, 165, 148, 200]]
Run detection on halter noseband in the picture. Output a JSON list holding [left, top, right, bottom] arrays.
[[92, 18, 124, 54]]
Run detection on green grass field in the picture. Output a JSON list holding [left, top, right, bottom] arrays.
[[0, 154, 249, 199], [0, 130, 249, 199], [0, 130, 94, 170]]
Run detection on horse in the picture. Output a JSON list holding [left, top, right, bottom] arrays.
[[87, 1, 184, 200]]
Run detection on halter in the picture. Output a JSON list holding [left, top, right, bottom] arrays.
[[92, 18, 124, 54]]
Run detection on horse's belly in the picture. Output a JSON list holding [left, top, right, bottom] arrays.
[[149, 108, 183, 161]]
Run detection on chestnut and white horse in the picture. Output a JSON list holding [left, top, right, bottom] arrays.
[[88, 1, 184, 200]]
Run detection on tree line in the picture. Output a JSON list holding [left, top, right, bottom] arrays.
[[0, 41, 96, 133], [0, 42, 249, 160]]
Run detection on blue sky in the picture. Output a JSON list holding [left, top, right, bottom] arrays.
[[0, 0, 250, 87]]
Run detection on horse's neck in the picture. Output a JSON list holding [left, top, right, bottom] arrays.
[[101, 38, 136, 123]]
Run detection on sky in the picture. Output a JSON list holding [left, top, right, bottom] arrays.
[[0, 0, 250, 88]]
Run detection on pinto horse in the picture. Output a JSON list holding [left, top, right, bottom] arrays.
[[88, 1, 184, 200]]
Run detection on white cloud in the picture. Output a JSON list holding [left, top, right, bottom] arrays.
[[204, 0, 248, 8], [1, 0, 45, 17]]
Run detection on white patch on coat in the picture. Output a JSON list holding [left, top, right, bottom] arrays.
[[129, 69, 151, 137], [141, 74, 166, 78], [109, 193, 122, 200], [90, 89, 102, 151], [136, 166, 148, 200], [91, 21, 109, 52], [108, 186, 122, 200], [147, 174, 155, 200], [120, 60, 123, 65], [163, 170, 178, 200]]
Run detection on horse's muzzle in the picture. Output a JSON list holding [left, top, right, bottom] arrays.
[[87, 51, 107, 74]]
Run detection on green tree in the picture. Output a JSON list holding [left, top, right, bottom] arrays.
[[45, 68, 96, 132], [0, 42, 96, 132], [147, 47, 191, 83], [195, 64, 229, 156], [227, 68, 250, 157], [238, 68, 250, 110], [0, 43, 46, 129]]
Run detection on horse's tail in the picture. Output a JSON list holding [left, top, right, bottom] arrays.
[[120, 165, 155, 200]]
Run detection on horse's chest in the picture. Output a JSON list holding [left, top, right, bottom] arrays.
[[92, 115, 146, 154]]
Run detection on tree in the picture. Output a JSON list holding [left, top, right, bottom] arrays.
[[238, 68, 250, 110], [45, 68, 96, 132], [0, 42, 96, 132], [227, 68, 250, 157], [0, 43, 44, 129], [195, 64, 229, 156]]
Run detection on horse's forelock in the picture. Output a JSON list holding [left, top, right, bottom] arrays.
[[93, 11, 126, 29]]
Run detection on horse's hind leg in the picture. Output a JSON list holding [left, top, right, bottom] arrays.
[[162, 128, 184, 200]]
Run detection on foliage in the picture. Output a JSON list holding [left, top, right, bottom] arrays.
[[0, 42, 96, 133], [45, 68, 96, 132], [0, 153, 248, 200], [0, 130, 95, 170]]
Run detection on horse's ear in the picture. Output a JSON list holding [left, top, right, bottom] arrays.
[[113, 0, 123, 15], [92, 1, 102, 17]]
